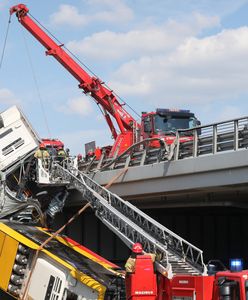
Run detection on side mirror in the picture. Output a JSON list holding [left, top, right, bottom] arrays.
[[143, 118, 152, 133], [195, 119, 201, 136], [219, 285, 231, 297], [196, 120, 201, 126], [218, 279, 238, 299]]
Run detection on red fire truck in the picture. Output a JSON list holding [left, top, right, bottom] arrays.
[[127, 255, 247, 300]]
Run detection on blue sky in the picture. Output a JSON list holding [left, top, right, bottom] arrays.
[[1, 0, 248, 154]]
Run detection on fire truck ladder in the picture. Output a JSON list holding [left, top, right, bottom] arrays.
[[55, 164, 207, 278]]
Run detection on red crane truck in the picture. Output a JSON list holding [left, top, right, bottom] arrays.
[[10, 4, 200, 158]]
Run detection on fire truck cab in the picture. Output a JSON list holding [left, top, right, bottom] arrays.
[[212, 269, 248, 300], [127, 255, 248, 300], [142, 109, 200, 147], [41, 138, 64, 150]]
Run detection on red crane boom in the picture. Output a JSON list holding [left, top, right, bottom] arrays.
[[10, 4, 140, 155]]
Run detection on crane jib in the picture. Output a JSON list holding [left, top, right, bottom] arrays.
[[10, 3, 138, 152]]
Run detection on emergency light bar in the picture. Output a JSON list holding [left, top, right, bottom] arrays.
[[156, 108, 194, 118], [156, 108, 190, 114], [230, 259, 243, 272]]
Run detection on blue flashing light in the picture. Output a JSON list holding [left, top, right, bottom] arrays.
[[230, 258, 243, 272]]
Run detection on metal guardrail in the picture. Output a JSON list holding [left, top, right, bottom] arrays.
[[79, 116, 248, 172], [174, 116, 248, 160], [79, 139, 168, 172]]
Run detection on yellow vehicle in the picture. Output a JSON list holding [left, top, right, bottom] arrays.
[[0, 220, 124, 300]]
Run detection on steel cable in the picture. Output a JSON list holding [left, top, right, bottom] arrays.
[[0, 15, 11, 71], [20, 26, 52, 139], [28, 12, 141, 119]]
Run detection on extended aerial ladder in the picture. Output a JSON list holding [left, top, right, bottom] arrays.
[[52, 163, 207, 279]]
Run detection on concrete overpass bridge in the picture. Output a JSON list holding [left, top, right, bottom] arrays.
[[76, 115, 248, 209], [90, 150, 248, 208]]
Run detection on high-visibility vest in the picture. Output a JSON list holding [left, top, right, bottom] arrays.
[[58, 150, 66, 157], [125, 253, 156, 273], [34, 149, 50, 159], [125, 257, 136, 273]]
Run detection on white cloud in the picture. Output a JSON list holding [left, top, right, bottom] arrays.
[[67, 13, 220, 61], [50, 0, 133, 27], [108, 26, 248, 106], [192, 0, 248, 18], [0, 88, 20, 105], [87, 0, 133, 23], [58, 96, 93, 116], [50, 5, 88, 27]]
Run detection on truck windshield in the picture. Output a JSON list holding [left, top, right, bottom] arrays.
[[154, 115, 194, 133]]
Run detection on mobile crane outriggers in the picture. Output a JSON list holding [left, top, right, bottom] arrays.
[[9, 4, 200, 158]]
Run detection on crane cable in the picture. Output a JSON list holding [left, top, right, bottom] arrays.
[[28, 12, 141, 119], [0, 15, 11, 71], [1, 14, 52, 139], [20, 26, 52, 139]]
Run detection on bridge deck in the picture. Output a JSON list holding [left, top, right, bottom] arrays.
[[75, 116, 248, 208], [90, 149, 248, 196]]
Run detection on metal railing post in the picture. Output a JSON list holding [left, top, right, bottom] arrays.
[[213, 125, 217, 154], [193, 129, 198, 157], [234, 120, 239, 151], [174, 131, 180, 160]]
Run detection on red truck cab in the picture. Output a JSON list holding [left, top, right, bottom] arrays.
[[41, 138, 64, 150], [141, 109, 200, 147], [212, 270, 248, 300], [126, 255, 248, 300], [161, 271, 248, 300]]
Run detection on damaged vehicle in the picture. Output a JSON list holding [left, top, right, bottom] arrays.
[[0, 105, 77, 225]]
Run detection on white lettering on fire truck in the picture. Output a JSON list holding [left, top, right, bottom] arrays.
[[135, 291, 154, 295], [179, 280, 189, 284]]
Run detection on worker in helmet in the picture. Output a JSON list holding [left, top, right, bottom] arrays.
[[95, 147, 102, 160], [125, 243, 156, 273], [77, 153, 83, 162], [125, 243, 143, 273], [34, 143, 50, 169], [57, 146, 66, 163]]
